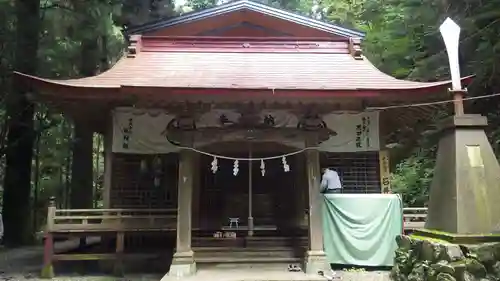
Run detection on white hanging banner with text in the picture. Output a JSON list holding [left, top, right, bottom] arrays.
[[319, 111, 380, 152], [112, 108, 380, 154], [112, 108, 180, 154]]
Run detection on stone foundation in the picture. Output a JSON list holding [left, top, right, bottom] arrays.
[[164, 251, 196, 279], [303, 250, 329, 275], [392, 235, 500, 281]]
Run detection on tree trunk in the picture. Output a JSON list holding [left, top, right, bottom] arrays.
[[69, 122, 94, 209], [32, 110, 41, 233], [69, 34, 98, 210], [64, 122, 72, 209], [94, 135, 101, 208], [2, 0, 40, 247]]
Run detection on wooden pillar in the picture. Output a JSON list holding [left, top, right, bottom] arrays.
[[248, 148, 254, 236], [41, 232, 54, 278], [294, 154, 307, 229], [41, 197, 56, 279], [167, 149, 196, 278], [192, 153, 201, 231], [102, 119, 113, 208], [379, 150, 391, 193], [113, 232, 125, 276], [305, 148, 323, 251], [303, 138, 328, 274]]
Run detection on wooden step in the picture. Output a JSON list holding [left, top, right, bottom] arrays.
[[193, 236, 307, 241], [194, 244, 304, 265], [192, 237, 245, 247], [193, 246, 304, 252], [192, 236, 308, 248], [196, 253, 298, 260], [195, 250, 298, 258], [246, 237, 308, 247], [195, 256, 302, 263]]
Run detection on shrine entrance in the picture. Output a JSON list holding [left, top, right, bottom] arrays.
[[197, 141, 305, 236]]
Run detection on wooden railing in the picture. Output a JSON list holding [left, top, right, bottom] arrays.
[[42, 197, 179, 278], [46, 199, 177, 233], [46, 202, 428, 233], [46, 198, 427, 233], [402, 207, 428, 230]]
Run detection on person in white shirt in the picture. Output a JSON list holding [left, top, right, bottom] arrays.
[[320, 167, 342, 194]]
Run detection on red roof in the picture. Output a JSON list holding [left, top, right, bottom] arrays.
[[16, 37, 471, 95], [14, 1, 473, 102]]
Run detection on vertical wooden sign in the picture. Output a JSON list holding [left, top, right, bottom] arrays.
[[379, 150, 391, 193]]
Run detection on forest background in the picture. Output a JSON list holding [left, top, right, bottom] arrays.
[[1, 0, 499, 246]]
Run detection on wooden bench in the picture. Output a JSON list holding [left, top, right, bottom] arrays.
[[42, 197, 177, 278], [402, 207, 428, 231]]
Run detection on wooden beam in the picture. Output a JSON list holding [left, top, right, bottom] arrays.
[[52, 252, 159, 261]]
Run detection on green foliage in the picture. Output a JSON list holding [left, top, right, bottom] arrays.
[[0, 0, 126, 239], [391, 155, 434, 207], [185, 0, 218, 11]]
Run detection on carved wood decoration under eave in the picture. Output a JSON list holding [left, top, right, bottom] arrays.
[[127, 35, 142, 58], [349, 37, 363, 60], [161, 106, 338, 147]]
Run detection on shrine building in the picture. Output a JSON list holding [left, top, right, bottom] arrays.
[[15, 0, 470, 278]]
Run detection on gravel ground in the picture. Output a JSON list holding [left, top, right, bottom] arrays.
[[0, 240, 391, 281], [0, 239, 162, 281]]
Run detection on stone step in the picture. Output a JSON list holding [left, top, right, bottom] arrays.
[[189, 264, 327, 281], [196, 262, 306, 270]]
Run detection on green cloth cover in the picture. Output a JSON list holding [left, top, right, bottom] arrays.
[[322, 194, 402, 266]]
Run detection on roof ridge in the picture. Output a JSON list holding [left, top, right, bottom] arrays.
[[125, 0, 365, 39]]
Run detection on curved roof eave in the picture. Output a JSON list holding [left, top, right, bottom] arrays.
[[14, 72, 120, 89], [13, 71, 475, 95]]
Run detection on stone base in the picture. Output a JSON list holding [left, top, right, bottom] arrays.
[[248, 216, 254, 236], [40, 264, 54, 279], [393, 234, 500, 281], [413, 229, 500, 244], [426, 114, 500, 234], [303, 250, 329, 275], [163, 251, 196, 279]]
